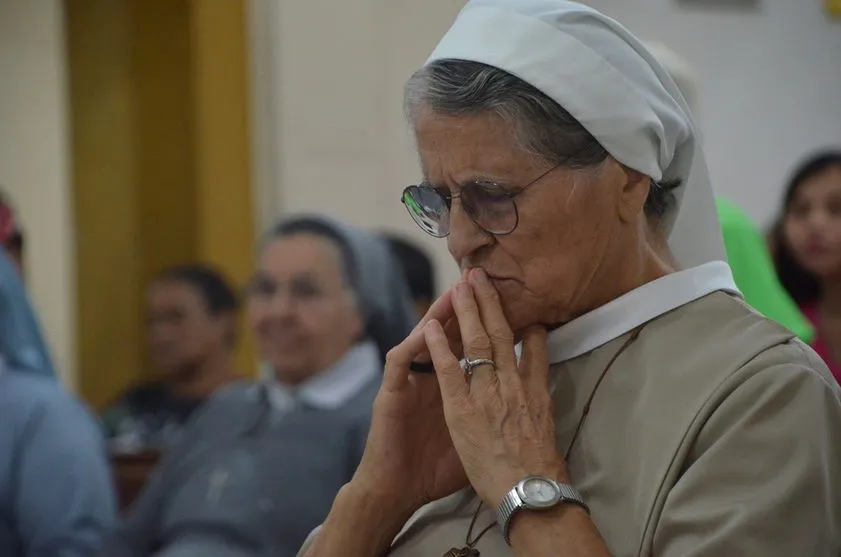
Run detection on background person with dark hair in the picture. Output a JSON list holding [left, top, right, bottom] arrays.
[[383, 233, 437, 318], [102, 264, 242, 453], [772, 150, 841, 381]]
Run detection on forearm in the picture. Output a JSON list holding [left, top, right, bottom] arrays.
[[304, 483, 414, 557], [509, 506, 612, 557]]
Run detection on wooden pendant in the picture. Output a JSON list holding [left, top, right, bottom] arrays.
[[443, 548, 480, 557]]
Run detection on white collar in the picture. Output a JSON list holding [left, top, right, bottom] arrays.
[[546, 261, 740, 363], [266, 340, 381, 411]]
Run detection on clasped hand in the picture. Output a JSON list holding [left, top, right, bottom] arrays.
[[351, 268, 566, 519]]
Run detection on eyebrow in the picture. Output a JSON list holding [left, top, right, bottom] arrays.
[[421, 174, 512, 191]]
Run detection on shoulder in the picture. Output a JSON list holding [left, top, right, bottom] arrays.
[[177, 380, 266, 437], [643, 290, 840, 437], [0, 373, 104, 448], [650, 291, 802, 371], [632, 292, 838, 426], [716, 198, 756, 234], [119, 380, 170, 407], [1, 373, 91, 421], [101, 380, 169, 418]]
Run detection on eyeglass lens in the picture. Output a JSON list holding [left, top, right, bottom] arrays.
[[402, 183, 518, 237]]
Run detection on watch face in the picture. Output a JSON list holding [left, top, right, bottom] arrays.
[[519, 477, 560, 508]]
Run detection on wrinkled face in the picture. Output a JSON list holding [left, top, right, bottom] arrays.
[[784, 165, 841, 279], [248, 234, 364, 385], [146, 280, 229, 377], [413, 109, 651, 331]]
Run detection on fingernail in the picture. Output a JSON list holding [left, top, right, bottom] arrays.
[[473, 268, 489, 285]]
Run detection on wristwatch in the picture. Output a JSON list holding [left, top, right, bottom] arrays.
[[496, 476, 588, 545]]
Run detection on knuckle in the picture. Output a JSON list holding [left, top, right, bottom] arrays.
[[384, 347, 403, 368], [488, 324, 514, 344], [481, 286, 501, 303], [466, 332, 492, 353]]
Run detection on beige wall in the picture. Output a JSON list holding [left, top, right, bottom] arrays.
[[0, 0, 75, 386], [248, 0, 467, 290]]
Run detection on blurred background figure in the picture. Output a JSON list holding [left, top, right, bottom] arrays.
[[0, 190, 24, 274], [0, 192, 56, 378], [102, 264, 241, 453], [100, 215, 416, 557], [0, 249, 116, 557], [773, 150, 841, 379], [383, 233, 437, 319], [645, 41, 813, 342]]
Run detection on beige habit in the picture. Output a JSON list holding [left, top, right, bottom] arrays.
[[299, 0, 841, 554], [299, 290, 841, 555]]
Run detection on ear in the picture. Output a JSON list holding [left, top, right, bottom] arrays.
[[617, 165, 651, 224], [344, 291, 366, 342]]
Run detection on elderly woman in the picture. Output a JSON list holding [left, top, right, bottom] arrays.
[[101, 215, 416, 557], [300, 1, 841, 556]]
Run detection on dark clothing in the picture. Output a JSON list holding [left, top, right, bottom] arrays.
[[102, 382, 208, 453]]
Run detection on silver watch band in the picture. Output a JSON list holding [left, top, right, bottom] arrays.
[[497, 480, 588, 545], [497, 488, 523, 544]]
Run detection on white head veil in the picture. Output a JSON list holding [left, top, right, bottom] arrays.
[[426, 0, 726, 268]]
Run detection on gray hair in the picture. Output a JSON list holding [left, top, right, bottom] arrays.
[[404, 59, 678, 222]]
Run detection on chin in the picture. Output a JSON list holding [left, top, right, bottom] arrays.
[[270, 358, 312, 384], [499, 295, 543, 334], [799, 259, 840, 280], [499, 290, 571, 333]]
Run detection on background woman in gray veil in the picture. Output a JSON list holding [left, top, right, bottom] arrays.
[[102, 215, 416, 557]]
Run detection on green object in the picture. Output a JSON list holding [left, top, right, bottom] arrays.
[[716, 197, 814, 343]]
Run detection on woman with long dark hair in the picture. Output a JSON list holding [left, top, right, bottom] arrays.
[[773, 150, 841, 380]]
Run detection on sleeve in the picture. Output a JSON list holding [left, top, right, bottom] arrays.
[[653, 361, 841, 556], [13, 391, 117, 557]]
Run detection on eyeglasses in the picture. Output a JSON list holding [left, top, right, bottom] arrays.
[[400, 165, 559, 237]]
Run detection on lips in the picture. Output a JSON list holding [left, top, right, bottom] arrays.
[[804, 242, 829, 256], [261, 329, 306, 352]]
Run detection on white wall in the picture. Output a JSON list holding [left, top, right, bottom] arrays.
[[580, 0, 841, 226], [248, 0, 841, 294], [0, 0, 75, 386]]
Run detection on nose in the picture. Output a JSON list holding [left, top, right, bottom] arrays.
[[264, 288, 298, 321], [447, 201, 493, 265], [805, 209, 831, 231]]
